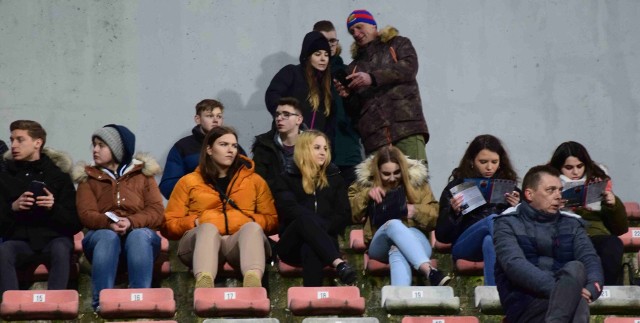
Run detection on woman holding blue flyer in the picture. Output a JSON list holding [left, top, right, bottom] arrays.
[[549, 141, 627, 285], [435, 134, 520, 286], [349, 146, 450, 286]]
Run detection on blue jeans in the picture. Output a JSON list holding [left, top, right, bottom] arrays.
[[83, 228, 160, 309], [451, 214, 496, 285], [368, 219, 432, 286]]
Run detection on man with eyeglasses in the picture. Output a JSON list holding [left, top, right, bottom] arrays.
[[313, 20, 363, 186], [252, 97, 306, 189], [159, 99, 246, 199]]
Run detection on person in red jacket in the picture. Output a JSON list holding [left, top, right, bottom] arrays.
[[163, 126, 278, 288]]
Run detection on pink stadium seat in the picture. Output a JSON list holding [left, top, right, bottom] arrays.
[[603, 318, 640, 323], [98, 288, 175, 319], [277, 257, 336, 278], [154, 231, 171, 278], [350, 229, 367, 253], [0, 290, 78, 320], [288, 286, 365, 316], [19, 232, 84, 282], [431, 232, 452, 254], [364, 252, 390, 275], [402, 316, 480, 323], [110, 321, 177, 323], [624, 202, 640, 220], [193, 287, 270, 317], [454, 259, 484, 275], [618, 227, 640, 252]]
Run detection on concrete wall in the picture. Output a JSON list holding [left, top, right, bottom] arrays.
[[1, 0, 639, 202]]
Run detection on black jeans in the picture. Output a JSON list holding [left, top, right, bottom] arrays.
[[276, 213, 341, 286], [591, 235, 624, 285], [515, 261, 590, 323], [0, 237, 73, 295]]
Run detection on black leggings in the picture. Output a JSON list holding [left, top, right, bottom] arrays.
[[590, 235, 624, 285], [276, 213, 341, 286]]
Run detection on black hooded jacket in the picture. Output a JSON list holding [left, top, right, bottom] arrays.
[[265, 31, 334, 136]]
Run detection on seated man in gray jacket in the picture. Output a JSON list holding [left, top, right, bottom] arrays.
[[494, 165, 603, 323]]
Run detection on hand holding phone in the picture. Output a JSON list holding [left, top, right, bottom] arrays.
[[105, 211, 121, 223], [333, 69, 350, 88], [28, 180, 47, 198]]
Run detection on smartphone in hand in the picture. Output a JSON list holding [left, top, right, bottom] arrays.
[[333, 69, 350, 87], [105, 211, 121, 223], [28, 180, 47, 198]]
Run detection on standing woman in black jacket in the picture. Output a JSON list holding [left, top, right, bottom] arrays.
[[265, 31, 334, 136], [274, 130, 355, 286]]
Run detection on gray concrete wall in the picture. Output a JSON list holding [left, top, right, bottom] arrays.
[[1, 0, 639, 202]]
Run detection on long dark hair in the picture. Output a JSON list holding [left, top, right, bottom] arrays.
[[304, 58, 332, 117], [449, 134, 518, 182], [198, 126, 242, 187], [548, 141, 608, 182]]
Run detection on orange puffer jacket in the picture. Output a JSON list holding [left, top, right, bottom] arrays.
[[162, 156, 278, 240]]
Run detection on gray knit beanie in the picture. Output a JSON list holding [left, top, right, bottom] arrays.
[[92, 127, 124, 163]]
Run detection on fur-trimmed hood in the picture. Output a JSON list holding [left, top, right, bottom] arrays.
[[3, 147, 73, 174], [72, 152, 162, 183], [352, 153, 428, 189], [350, 25, 399, 59]]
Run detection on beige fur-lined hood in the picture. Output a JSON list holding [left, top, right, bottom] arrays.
[[72, 152, 162, 183], [350, 25, 399, 59], [3, 147, 73, 174], [352, 153, 428, 188]]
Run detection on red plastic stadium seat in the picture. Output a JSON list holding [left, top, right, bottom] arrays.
[[364, 252, 390, 275], [154, 231, 171, 278], [619, 227, 640, 252], [193, 287, 270, 317], [98, 288, 175, 319], [431, 232, 452, 254], [603, 318, 640, 323], [288, 286, 365, 316], [350, 229, 367, 253], [402, 316, 480, 323], [0, 290, 78, 320], [624, 202, 640, 220], [110, 321, 177, 323], [277, 257, 336, 278]]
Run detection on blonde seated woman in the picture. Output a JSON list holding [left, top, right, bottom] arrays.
[[349, 146, 450, 286], [163, 126, 278, 288]]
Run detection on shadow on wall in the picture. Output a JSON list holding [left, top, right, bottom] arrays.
[[246, 51, 297, 113]]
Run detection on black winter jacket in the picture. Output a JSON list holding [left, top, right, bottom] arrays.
[[0, 148, 82, 250], [273, 163, 350, 236]]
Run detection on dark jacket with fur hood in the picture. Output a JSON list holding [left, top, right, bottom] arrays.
[[345, 26, 429, 154], [0, 148, 81, 250], [73, 153, 164, 230], [348, 155, 439, 245]]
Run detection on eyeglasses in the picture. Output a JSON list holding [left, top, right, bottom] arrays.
[[328, 38, 339, 45], [275, 112, 300, 120]]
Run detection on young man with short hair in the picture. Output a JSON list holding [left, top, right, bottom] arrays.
[[159, 99, 246, 199], [252, 97, 305, 189], [494, 165, 603, 322], [0, 120, 81, 296]]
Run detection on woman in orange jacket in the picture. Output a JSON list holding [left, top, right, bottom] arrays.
[[163, 126, 278, 288]]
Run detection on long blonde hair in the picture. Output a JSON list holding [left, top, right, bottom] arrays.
[[369, 146, 419, 204], [304, 59, 332, 117], [294, 130, 331, 194]]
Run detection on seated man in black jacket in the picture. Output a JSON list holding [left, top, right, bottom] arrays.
[[0, 120, 81, 296], [494, 165, 603, 322]]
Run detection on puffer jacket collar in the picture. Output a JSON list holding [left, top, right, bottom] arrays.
[[72, 152, 162, 183], [352, 153, 427, 188], [350, 25, 399, 59], [4, 147, 73, 175]]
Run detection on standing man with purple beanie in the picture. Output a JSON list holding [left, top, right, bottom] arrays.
[[336, 10, 430, 166]]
